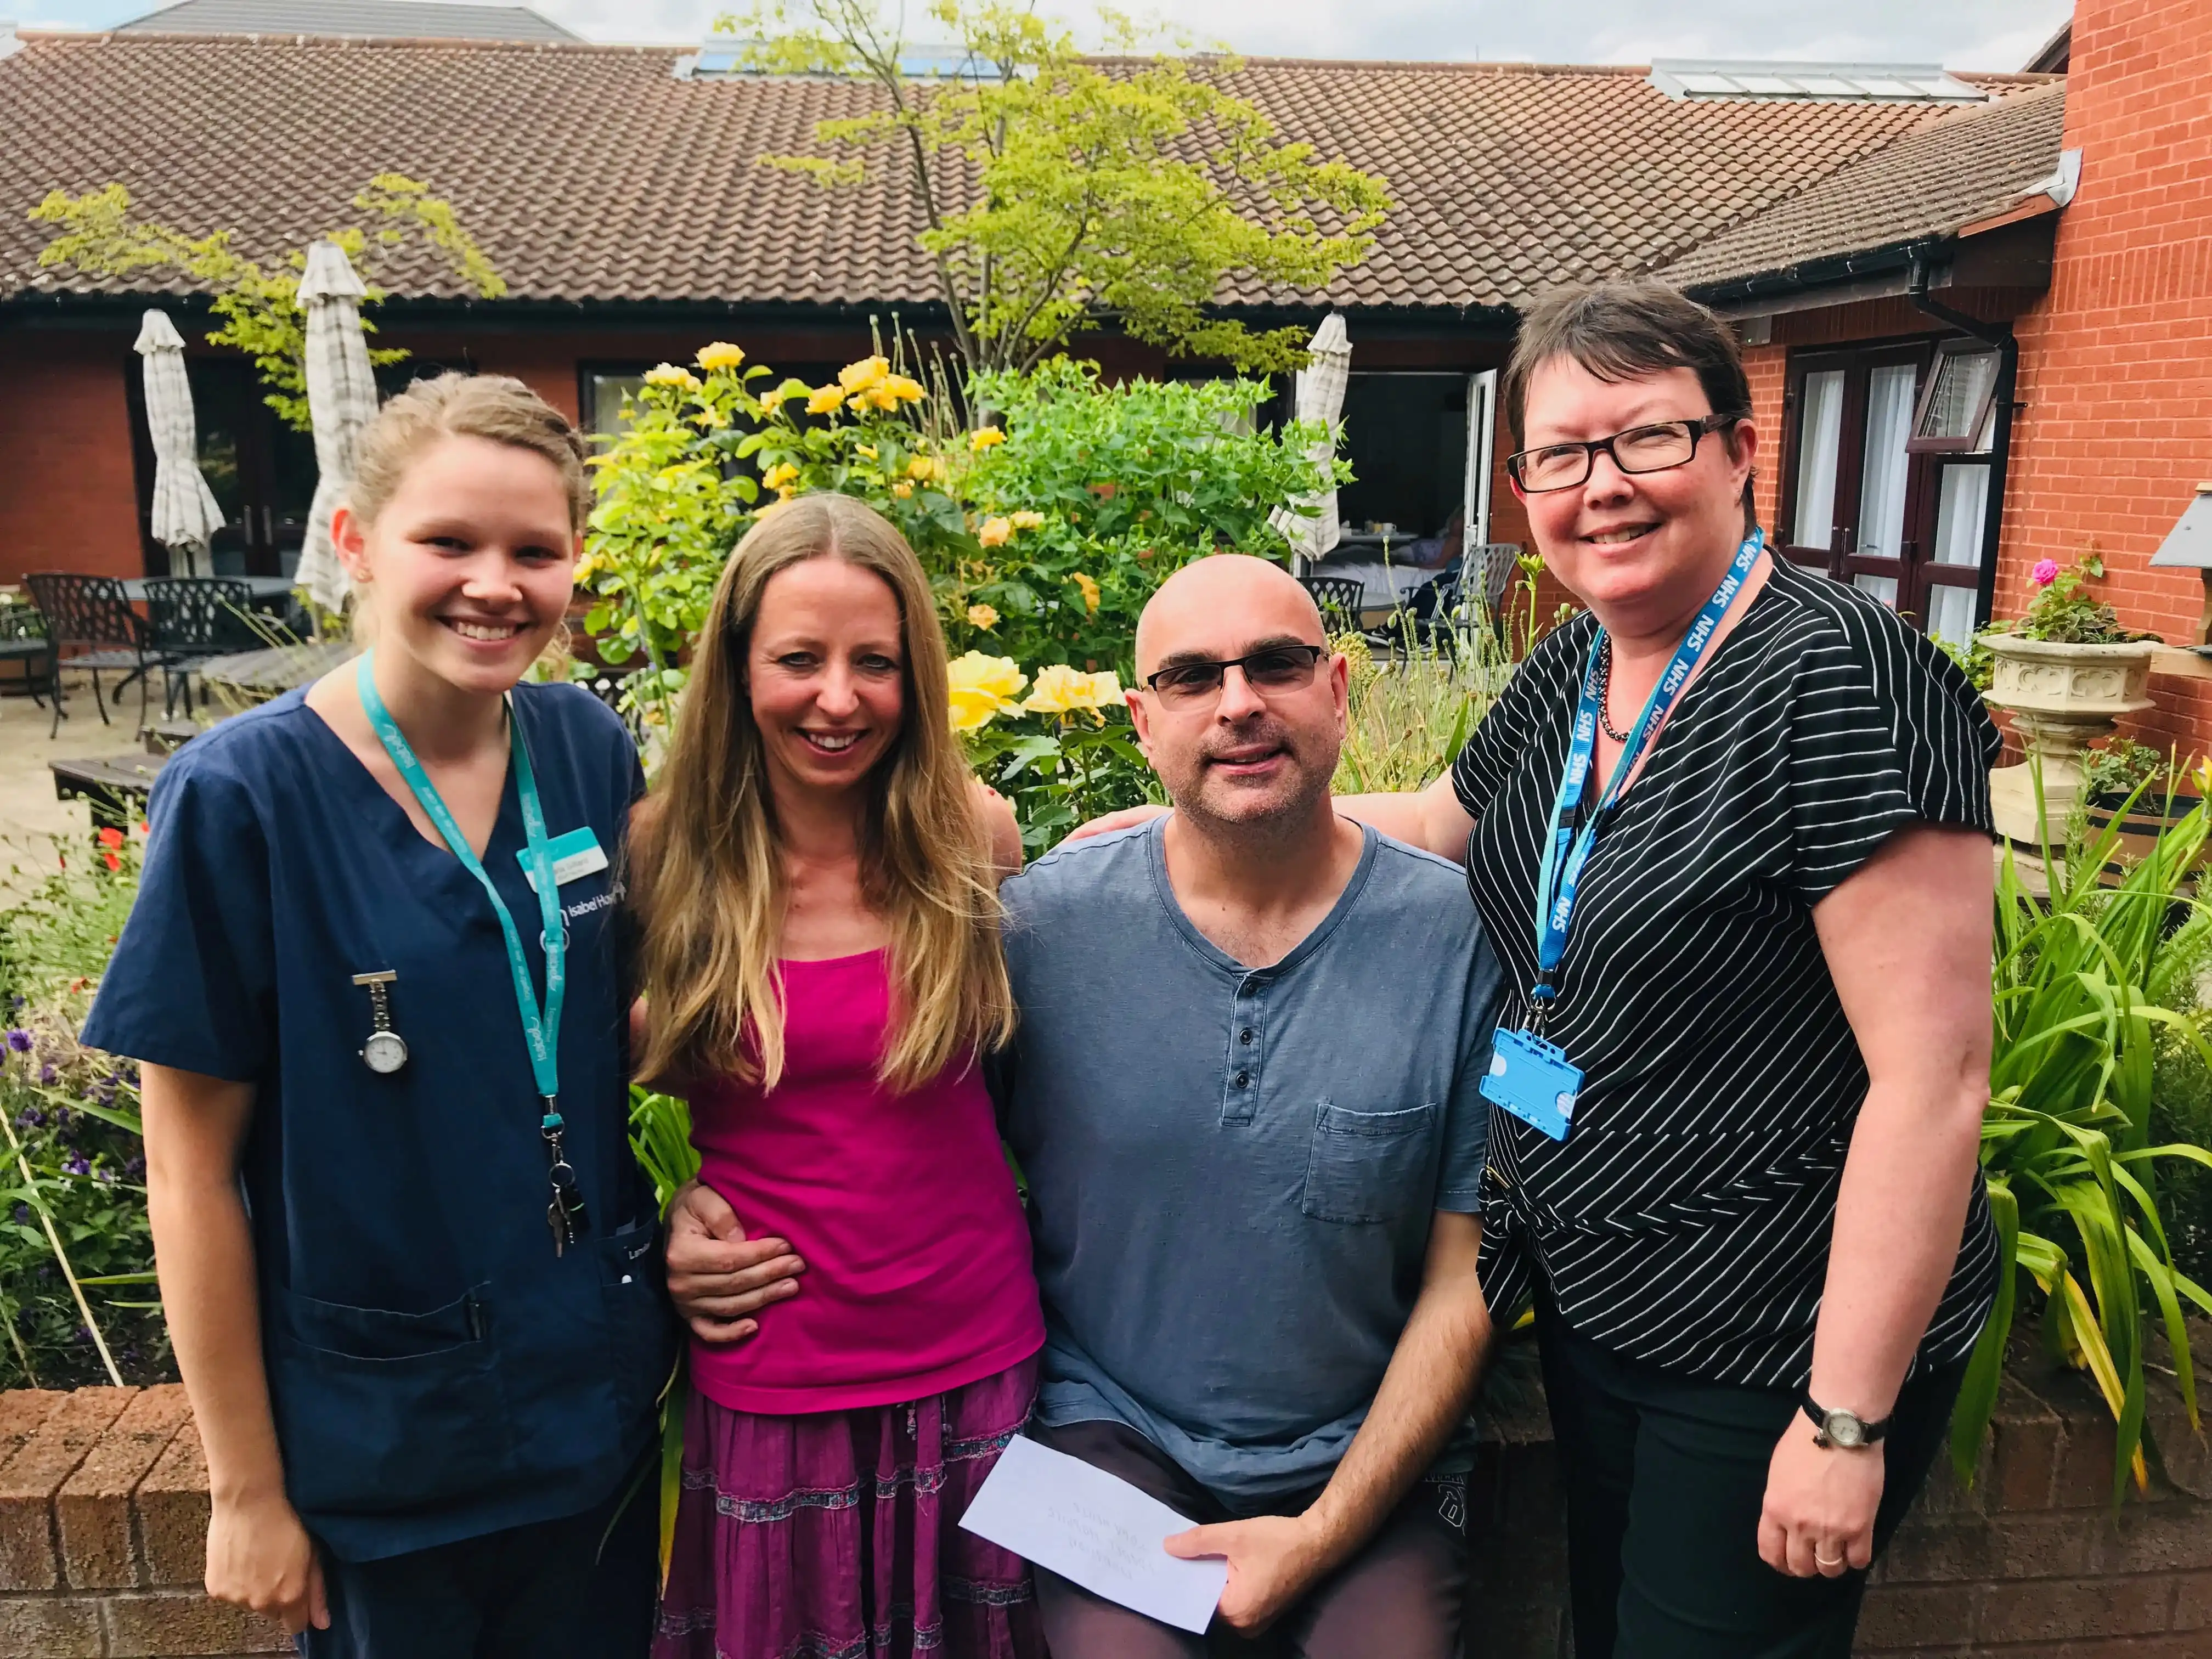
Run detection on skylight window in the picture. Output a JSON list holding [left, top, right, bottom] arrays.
[[1649, 61, 1988, 104], [674, 36, 1008, 81]]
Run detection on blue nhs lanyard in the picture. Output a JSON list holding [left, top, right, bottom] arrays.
[[356, 652, 588, 1254], [1526, 528, 1765, 1034]]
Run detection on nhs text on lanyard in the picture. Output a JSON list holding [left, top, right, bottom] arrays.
[[1480, 529, 1765, 1142], [357, 653, 590, 1255]]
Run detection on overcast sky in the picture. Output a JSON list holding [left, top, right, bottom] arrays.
[[19, 0, 2073, 72]]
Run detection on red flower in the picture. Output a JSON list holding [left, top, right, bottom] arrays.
[[102, 851, 121, 872], [98, 827, 123, 850]]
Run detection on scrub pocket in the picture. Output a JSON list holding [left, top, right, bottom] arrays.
[[1301, 1101, 1437, 1225], [599, 1217, 676, 1432], [269, 1284, 515, 1517]]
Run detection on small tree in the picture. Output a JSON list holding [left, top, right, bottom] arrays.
[[731, 0, 1390, 381], [30, 175, 504, 430]]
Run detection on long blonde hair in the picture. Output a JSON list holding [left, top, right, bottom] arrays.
[[631, 494, 1015, 1094]]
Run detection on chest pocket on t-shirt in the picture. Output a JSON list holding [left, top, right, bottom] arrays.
[[1301, 1101, 1437, 1226]]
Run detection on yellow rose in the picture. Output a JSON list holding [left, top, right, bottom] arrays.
[[892, 480, 915, 498], [1010, 510, 1046, 531], [695, 341, 746, 372], [970, 427, 1006, 452], [978, 516, 1013, 548], [1069, 571, 1101, 614], [573, 554, 598, 583], [761, 462, 799, 490], [806, 385, 845, 415], [777, 484, 797, 501], [967, 603, 1000, 631], [644, 363, 700, 390], [883, 374, 926, 403], [1022, 663, 1121, 725], [758, 388, 786, 414], [855, 444, 878, 460], [838, 356, 889, 394], [946, 650, 1029, 732]]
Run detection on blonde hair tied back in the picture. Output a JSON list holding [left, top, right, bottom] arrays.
[[342, 373, 591, 640], [630, 493, 1015, 1095]]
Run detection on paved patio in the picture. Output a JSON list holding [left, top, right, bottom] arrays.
[[0, 672, 145, 901]]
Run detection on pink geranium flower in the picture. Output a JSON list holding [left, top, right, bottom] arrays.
[[2032, 558, 2060, 587]]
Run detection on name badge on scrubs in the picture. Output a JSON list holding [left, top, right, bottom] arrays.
[[1481, 1026, 1582, 1142], [519, 827, 607, 891]]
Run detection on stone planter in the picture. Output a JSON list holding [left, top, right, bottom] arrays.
[[1980, 633, 2160, 846]]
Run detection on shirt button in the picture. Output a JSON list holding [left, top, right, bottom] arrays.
[[1239, 1029, 1255, 1045], [1235, 1070, 1250, 1087]]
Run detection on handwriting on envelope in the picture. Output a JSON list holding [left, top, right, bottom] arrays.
[[957, 1435, 1228, 1634]]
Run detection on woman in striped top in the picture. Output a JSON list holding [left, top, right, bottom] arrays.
[[1341, 281, 2001, 1657]]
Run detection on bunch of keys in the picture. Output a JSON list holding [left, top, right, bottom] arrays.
[[541, 1101, 589, 1256]]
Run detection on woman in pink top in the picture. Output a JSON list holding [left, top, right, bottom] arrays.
[[629, 494, 1045, 1659]]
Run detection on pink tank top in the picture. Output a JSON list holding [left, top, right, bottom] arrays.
[[686, 950, 1044, 1414]]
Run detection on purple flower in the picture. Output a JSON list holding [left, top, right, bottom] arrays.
[[10, 1203, 29, 1226], [64, 1154, 91, 1176], [37, 1064, 55, 1085], [13, 1108, 43, 1130], [123, 1156, 146, 1182], [4, 1029, 31, 1053]]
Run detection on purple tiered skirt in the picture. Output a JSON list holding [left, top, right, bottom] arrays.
[[652, 1355, 1045, 1659]]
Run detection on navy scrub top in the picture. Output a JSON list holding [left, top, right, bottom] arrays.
[[82, 680, 675, 1563]]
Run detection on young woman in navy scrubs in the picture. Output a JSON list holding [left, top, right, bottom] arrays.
[[82, 374, 674, 1658]]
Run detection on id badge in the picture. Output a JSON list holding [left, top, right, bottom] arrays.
[[1481, 1026, 1582, 1142], [520, 827, 608, 891]]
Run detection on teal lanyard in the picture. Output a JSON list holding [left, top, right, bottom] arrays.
[[356, 651, 587, 1252]]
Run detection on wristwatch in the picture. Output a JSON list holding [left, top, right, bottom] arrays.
[[1801, 1393, 1889, 1450]]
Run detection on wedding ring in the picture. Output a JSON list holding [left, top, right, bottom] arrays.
[[1814, 1549, 1845, 1569]]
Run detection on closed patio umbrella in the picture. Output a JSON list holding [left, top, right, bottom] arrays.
[[1268, 312, 1352, 570], [294, 239, 380, 616], [133, 309, 225, 578]]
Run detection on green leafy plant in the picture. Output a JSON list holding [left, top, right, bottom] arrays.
[[1987, 554, 2158, 647], [1957, 774, 2212, 1499], [1, 831, 166, 1391], [2081, 739, 2168, 803], [730, 0, 1390, 377], [30, 176, 505, 429]]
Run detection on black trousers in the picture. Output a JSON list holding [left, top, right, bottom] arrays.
[[1536, 1306, 1966, 1659], [299, 1473, 659, 1659]]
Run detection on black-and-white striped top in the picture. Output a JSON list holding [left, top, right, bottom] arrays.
[[1451, 557, 2002, 1388]]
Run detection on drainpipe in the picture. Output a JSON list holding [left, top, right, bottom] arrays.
[[1908, 250, 2017, 631]]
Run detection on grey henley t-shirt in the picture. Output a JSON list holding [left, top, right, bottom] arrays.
[[996, 817, 1504, 1506]]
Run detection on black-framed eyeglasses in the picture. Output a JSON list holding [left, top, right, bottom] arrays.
[[1506, 411, 1747, 493], [1142, 644, 1328, 708]]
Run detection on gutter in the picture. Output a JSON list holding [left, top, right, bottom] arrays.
[[1906, 248, 2016, 632]]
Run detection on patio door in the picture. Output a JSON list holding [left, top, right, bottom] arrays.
[[1778, 340, 1997, 648], [132, 356, 317, 579]]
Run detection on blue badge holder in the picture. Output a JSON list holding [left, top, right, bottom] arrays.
[[1481, 1026, 1582, 1142]]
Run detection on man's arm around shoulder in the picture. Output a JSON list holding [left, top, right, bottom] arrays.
[[1164, 1210, 1491, 1631]]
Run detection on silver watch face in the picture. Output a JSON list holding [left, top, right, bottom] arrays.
[[1824, 1410, 1867, 1449], [361, 1030, 409, 1075]]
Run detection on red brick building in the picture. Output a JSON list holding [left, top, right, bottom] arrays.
[[1663, 0, 2212, 757], [13, 3, 2205, 761], [0, 19, 2053, 608]]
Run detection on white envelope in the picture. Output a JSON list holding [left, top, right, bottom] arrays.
[[958, 1435, 1229, 1634]]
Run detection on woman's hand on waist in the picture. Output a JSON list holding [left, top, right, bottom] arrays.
[[204, 1486, 327, 1637], [665, 1178, 806, 1345]]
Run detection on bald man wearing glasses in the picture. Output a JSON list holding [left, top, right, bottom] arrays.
[[991, 554, 1502, 1655]]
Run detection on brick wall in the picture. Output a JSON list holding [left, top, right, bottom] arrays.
[[1996, 0, 2212, 755], [12, 1330, 2207, 1657], [1469, 1324, 2212, 1659], [0, 332, 146, 586], [0, 1386, 283, 1659]]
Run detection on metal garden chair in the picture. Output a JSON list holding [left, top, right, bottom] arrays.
[[144, 577, 259, 717], [1299, 574, 1368, 637], [22, 573, 158, 738]]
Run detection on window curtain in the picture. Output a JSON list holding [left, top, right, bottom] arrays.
[[1852, 363, 1917, 606], [1791, 369, 1845, 551]]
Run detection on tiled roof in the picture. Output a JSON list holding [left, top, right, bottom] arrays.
[[1655, 79, 2068, 291], [0, 32, 2057, 313], [115, 0, 578, 42]]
